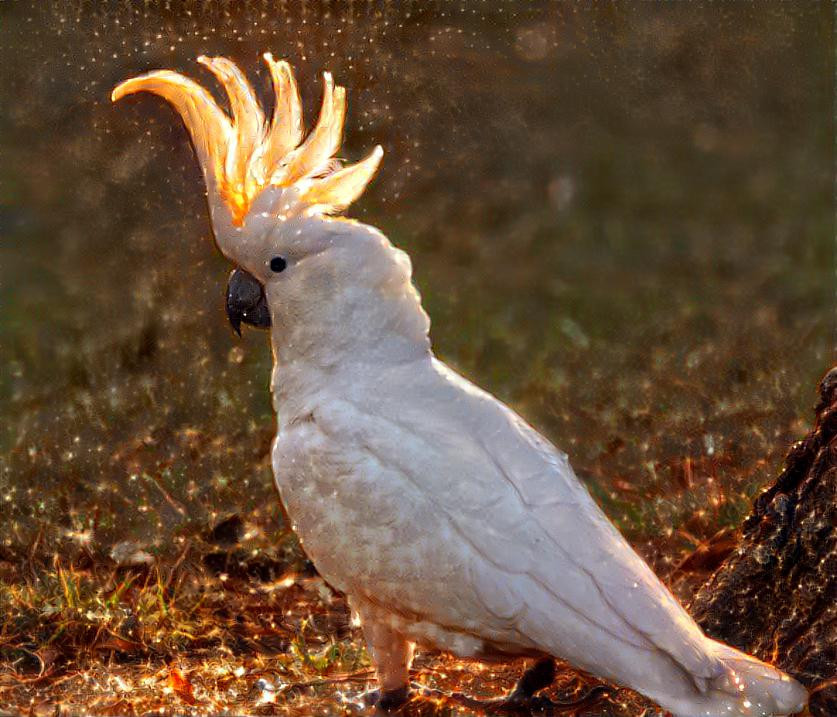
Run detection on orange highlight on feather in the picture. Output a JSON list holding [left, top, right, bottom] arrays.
[[112, 54, 382, 227]]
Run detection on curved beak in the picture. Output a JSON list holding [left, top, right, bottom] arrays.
[[225, 268, 271, 336]]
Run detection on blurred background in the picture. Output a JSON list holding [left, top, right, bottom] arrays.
[[0, 0, 832, 591]]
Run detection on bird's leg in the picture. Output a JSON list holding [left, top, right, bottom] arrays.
[[411, 658, 555, 712], [412, 658, 613, 716], [408, 658, 557, 714], [504, 656, 557, 704], [355, 607, 414, 713]]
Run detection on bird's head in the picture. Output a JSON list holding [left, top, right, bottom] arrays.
[[112, 55, 388, 339]]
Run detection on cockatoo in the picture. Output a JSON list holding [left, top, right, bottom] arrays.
[[112, 56, 807, 717]]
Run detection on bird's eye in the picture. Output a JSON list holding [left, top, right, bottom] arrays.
[[269, 256, 287, 273]]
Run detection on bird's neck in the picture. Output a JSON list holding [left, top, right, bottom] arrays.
[[266, 244, 433, 424]]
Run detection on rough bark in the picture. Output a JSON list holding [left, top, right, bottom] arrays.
[[691, 367, 837, 716]]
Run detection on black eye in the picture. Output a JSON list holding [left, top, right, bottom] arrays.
[[269, 256, 287, 273]]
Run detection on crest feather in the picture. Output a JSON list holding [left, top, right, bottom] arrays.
[[301, 145, 383, 212], [263, 53, 303, 173], [280, 73, 347, 186], [112, 55, 381, 227], [111, 70, 232, 177]]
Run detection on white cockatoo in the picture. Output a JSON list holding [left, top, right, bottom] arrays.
[[112, 56, 807, 717]]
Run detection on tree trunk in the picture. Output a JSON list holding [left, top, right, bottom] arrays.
[[690, 367, 837, 716]]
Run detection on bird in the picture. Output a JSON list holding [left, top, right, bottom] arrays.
[[112, 55, 807, 717]]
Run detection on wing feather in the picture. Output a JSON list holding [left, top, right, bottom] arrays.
[[316, 357, 718, 684]]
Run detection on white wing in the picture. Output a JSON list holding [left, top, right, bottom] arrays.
[[311, 357, 721, 692]]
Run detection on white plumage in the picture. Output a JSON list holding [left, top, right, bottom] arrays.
[[113, 56, 807, 717]]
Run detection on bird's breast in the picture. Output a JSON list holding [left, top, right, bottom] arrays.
[[268, 402, 481, 626]]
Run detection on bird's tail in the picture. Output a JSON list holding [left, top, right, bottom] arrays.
[[674, 640, 807, 717]]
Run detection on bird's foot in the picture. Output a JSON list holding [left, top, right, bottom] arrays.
[[363, 685, 411, 713], [414, 686, 612, 715], [361, 660, 613, 716], [505, 657, 558, 704], [410, 658, 613, 715]]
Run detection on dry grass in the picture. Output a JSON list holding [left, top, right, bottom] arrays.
[[0, 539, 673, 716], [0, 471, 749, 717]]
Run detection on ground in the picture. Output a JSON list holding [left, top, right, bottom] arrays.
[[0, 509, 725, 716], [0, 2, 832, 715]]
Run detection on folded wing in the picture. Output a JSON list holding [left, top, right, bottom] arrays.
[[323, 358, 721, 691]]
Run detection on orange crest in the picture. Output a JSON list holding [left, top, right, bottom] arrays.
[[112, 54, 382, 226]]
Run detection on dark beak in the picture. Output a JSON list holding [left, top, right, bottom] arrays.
[[225, 268, 271, 336]]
